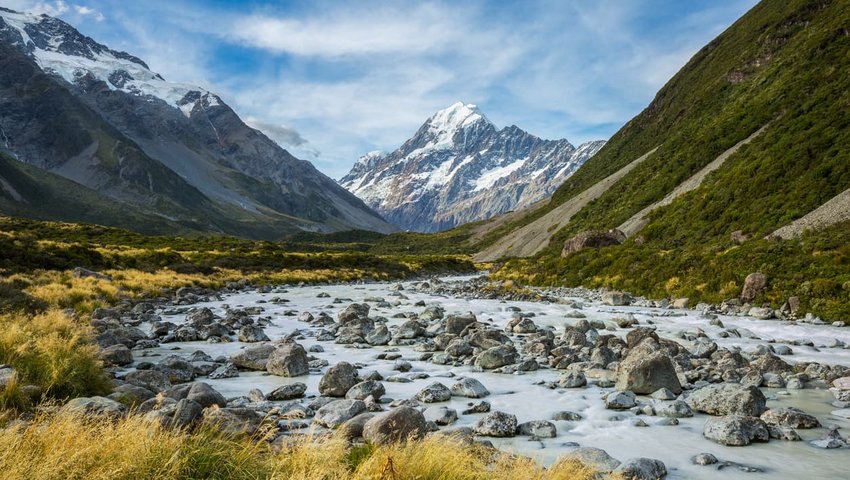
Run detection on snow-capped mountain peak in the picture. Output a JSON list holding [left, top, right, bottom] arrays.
[[0, 7, 217, 118], [340, 103, 606, 232]]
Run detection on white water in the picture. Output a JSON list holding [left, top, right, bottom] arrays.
[[130, 275, 850, 479]]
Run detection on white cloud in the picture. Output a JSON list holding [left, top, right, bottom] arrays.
[[2, 0, 759, 179]]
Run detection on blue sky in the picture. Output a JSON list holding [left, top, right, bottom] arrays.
[[7, 0, 758, 178]]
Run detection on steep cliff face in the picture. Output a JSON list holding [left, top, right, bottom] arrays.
[[0, 7, 395, 237], [340, 102, 604, 232]]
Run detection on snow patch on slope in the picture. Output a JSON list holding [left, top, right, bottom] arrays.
[[472, 158, 526, 191], [0, 9, 218, 118]]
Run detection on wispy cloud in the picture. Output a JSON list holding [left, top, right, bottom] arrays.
[[6, 0, 758, 178]]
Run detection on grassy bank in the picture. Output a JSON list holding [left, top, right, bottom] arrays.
[[0, 412, 597, 480]]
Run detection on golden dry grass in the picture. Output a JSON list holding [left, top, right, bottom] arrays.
[[0, 310, 111, 410], [0, 412, 603, 480]]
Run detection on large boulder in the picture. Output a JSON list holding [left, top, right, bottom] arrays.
[[314, 399, 367, 429], [444, 314, 477, 335], [186, 382, 227, 408], [451, 378, 490, 398], [124, 370, 172, 393], [101, 344, 133, 366], [563, 447, 621, 473], [741, 272, 767, 302], [345, 380, 385, 401], [602, 291, 632, 306], [338, 303, 370, 323], [760, 407, 820, 429], [267, 383, 307, 401], [473, 411, 517, 437], [613, 458, 668, 480], [516, 420, 557, 438], [319, 362, 359, 397], [415, 382, 452, 403], [238, 325, 270, 343], [230, 344, 276, 370], [362, 406, 428, 445], [686, 383, 766, 416], [201, 407, 264, 435], [475, 345, 517, 369], [63, 396, 127, 419], [615, 340, 682, 394], [266, 342, 309, 377], [561, 229, 625, 257], [703, 415, 769, 446]]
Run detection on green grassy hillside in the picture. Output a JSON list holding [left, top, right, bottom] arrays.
[[483, 0, 850, 321]]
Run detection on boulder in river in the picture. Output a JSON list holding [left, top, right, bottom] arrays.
[[686, 383, 766, 416], [474, 411, 518, 437], [703, 415, 769, 446], [760, 407, 820, 429], [319, 362, 359, 397], [415, 382, 452, 403], [266, 342, 309, 377], [516, 420, 557, 438], [613, 457, 668, 480], [615, 339, 682, 394], [362, 406, 428, 445], [474, 345, 517, 369], [314, 399, 367, 429], [451, 378, 490, 398], [230, 344, 275, 371]]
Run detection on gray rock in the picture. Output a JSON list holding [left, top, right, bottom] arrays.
[[266, 342, 309, 377], [475, 345, 517, 369], [615, 341, 681, 394], [606, 391, 636, 410], [238, 325, 270, 343], [171, 398, 203, 428], [362, 406, 428, 445], [267, 382, 307, 401], [810, 427, 849, 449], [345, 380, 385, 401], [63, 396, 127, 418], [366, 325, 391, 346], [415, 382, 452, 403], [552, 411, 583, 421], [338, 303, 370, 323], [445, 313, 477, 335], [517, 420, 557, 438], [557, 371, 587, 388], [613, 458, 667, 480], [186, 308, 215, 328], [703, 415, 769, 446], [314, 399, 367, 428], [602, 291, 632, 306], [338, 412, 375, 440], [686, 383, 766, 416], [474, 411, 518, 437], [124, 369, 172, 393], [208, 363, 239, 379], [186, 382, 226, 408], [760, 407, 820, 429], [451, 378, 490, 398], [741, 273, 767, 302], [319, 362, 359, 397], [230, 344, 275, 370], [202, 407, 264, 435], [769, 426, 801, 441], [650, 388, 677, 400], [423, 406, 458, 426], [653, 400, 693, 418], [563, 447, 621, 473], [691, 453, 718, 466], [101, 344, 133, 366]]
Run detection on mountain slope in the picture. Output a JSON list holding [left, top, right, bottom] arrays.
[[473, 0, 850, 320], [340, 102, 604, 232], [0, 7, 394, 237]]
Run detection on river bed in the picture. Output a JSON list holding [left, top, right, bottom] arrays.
[[127, 275, 850, 479]]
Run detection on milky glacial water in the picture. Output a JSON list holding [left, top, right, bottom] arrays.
[[129, 275, 850, 479]]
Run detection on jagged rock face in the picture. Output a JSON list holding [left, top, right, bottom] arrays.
[[0, 8, 395, 237], [340, 102, 605, 232]]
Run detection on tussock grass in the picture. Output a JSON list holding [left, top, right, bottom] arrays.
[[0, 310, 111, 410], [0, 413, 602, 480]]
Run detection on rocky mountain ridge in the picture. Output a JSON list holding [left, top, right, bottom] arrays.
[[340, 102, 604, 232]]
